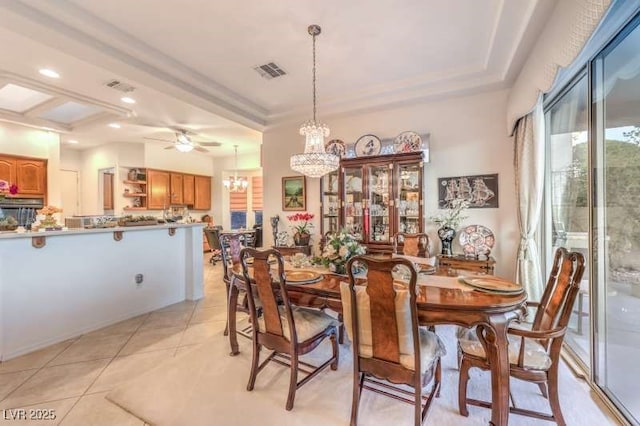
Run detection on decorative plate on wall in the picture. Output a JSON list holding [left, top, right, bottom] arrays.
[[393, 131, 422, 153], [354, 134, 382, 157], [325, 139, 346, 157], [459, 224, 495, 256]]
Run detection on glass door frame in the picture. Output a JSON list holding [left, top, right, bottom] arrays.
[[590, 11, 640, 423], [542, 68, 592, 376], [542, 9, 640, 425]]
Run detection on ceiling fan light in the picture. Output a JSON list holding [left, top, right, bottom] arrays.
[[175, 143, 194, 153], [177, 133, 191, 144]]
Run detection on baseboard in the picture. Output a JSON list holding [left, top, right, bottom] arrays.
[[1, 297, 192, 361]]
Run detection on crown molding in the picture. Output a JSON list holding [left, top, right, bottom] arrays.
[[1, 0, 546, 131]]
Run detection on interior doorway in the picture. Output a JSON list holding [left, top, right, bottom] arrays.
[[60, 169, 79, 217]]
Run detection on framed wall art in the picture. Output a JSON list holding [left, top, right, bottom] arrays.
[[438, 173, 499, 209], [282, 176, 307, 211]]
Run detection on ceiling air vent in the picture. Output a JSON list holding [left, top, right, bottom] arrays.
[[253, 62, 287, 80], [105, 79, 135, 93]]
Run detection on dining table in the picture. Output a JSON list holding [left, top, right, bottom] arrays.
[[228, 260, 527, 426]]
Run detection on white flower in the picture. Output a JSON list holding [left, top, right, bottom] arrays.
[[324, 245, 336, 256], [339, 246, 349, 257]]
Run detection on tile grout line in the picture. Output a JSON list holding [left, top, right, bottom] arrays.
[[0, 338, 78, 406], [173, 302, 200, 356], [56, 313, 152, 425]]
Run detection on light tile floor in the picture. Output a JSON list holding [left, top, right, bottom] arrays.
[[0, 256, 227, 425], [0, 256, 620, 425]]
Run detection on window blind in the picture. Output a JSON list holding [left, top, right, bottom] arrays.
[[252, 176, 263, 211], [229, 177, 248, 211]]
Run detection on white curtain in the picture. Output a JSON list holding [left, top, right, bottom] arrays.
[[514, 98, 545, 301]]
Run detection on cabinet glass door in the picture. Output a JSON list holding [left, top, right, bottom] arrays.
[[343, 166, 364, 240], [397, 163, 422, 235], [368, 165, 392, 243], [320, 171, 340, 234]]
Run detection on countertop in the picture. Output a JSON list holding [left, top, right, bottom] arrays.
[[0, 222, 204, 240]]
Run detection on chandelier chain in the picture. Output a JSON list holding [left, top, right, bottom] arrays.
[[312, 30, 317, 123]]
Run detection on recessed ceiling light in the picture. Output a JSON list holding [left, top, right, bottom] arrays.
[[108, 123, 121, 129], [39, 68, 60, 79], [67, 139, 79, 144], [120, 96, 136, 104]]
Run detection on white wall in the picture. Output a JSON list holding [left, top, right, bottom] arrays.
[[262, 89, 518, 278], [60, 149, 81, 171], [144, 144, 214, 175], [0, 122, 61, 206]]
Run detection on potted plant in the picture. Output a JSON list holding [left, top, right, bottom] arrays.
[[430, 198, 469, 256], [287, 212, 314, 246]]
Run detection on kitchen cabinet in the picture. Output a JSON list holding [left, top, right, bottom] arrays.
[[320, 151, 424, 253], [147, 169, 171, 209], [0, 155, 47, 198], [183, 174, 195, 205], [16, 159, 46, 195], [193, 175, 211, 210], [170, 173, 184, 205], [0, 156, 16, 184]]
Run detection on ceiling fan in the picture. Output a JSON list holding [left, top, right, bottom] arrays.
[[143, 129, 222, 153]]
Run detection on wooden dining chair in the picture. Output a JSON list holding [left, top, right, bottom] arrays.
[[341, 255, 445, 426], [239, 247, 339, 411], [457, 247, 585, 425], [392, 232, 431, 258], [219, 233, 252, 339]]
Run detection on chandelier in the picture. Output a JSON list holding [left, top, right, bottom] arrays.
[[223, 145, 248, 192], [290, 24, 339, 178]]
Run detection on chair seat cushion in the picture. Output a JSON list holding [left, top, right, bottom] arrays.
[[257, 306, 336, 343], [457, 325, 551, 370]]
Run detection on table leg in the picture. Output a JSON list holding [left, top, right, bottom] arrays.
[[228, 281, 240, 356], [478, 315, 511, 426]]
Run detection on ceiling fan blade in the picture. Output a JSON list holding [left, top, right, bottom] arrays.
[[197, 141, 222, 147], [194, 146, 209, 153], [144, 136, 174, 143], [164, 145, 175, 150]]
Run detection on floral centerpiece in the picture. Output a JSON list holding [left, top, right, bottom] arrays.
[[0, 180, 18, 200], [429, 198, 469, 255], [287, 212, 314, 246], [314, 230, 366, 275], [35, 205, 63, 229]]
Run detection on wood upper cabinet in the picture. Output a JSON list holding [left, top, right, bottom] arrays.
[[183, 174, 195, 205], [0, 156, 16, 184], [147, 169, 171, 209], [193, 175, 211, 210], [170, 173, 184, 205], [16, 159, 46, 195]]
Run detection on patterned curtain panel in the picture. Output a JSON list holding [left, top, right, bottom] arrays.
[[514, 99, 544, 301], [507, 0, 612, 134]]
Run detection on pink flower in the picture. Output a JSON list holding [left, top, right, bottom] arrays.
[[9, 184, 18, 195]]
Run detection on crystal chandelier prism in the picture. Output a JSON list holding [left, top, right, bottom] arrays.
[[290, 24, 339, 178], [223, 145, 248, 192]]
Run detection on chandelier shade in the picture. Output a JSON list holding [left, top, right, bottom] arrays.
[[290, 24, 339, 178]]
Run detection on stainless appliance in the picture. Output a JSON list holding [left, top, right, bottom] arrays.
[[0, 198, 44, 227]]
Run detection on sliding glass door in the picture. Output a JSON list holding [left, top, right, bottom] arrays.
[[592, 15, 640, 423], [545, 75, 590, 369]]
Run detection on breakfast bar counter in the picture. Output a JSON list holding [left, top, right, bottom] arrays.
[[0, 223, 204, 360]]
